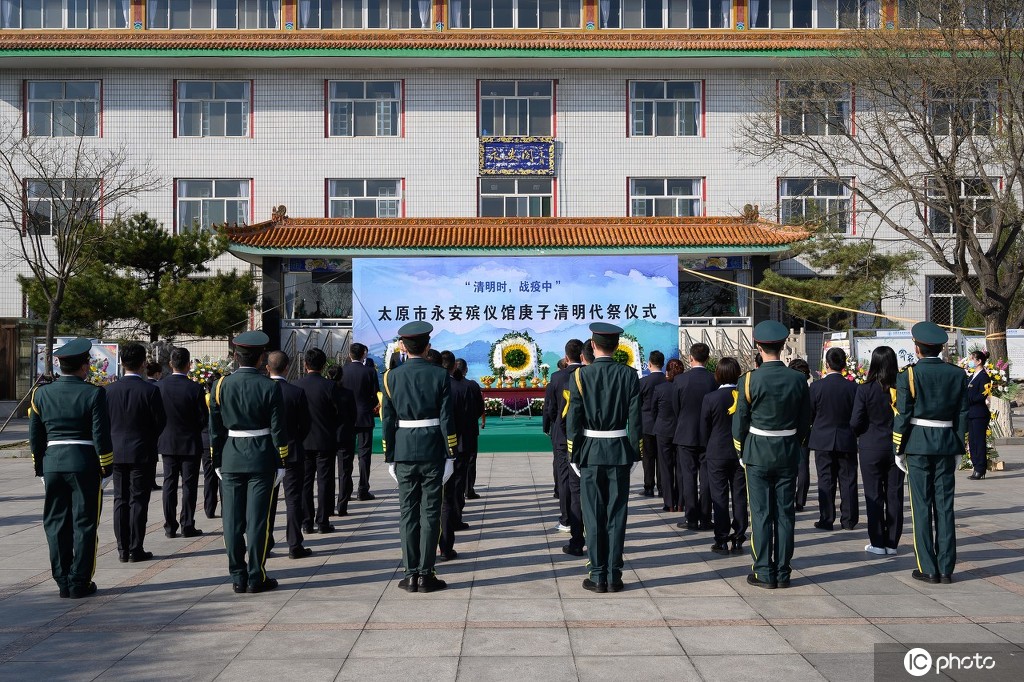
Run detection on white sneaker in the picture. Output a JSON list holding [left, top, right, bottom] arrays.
[[554, 523, 571, 533], [885, 547, 898, 555], [865, 544, 887, 556]]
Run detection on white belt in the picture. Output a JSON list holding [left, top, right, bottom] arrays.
[[584, 429, 628, 438], [228, 429, 271, 438], [910, 418, 953, 428], [749, 427, 797, 438], [48, 440, 93, 447], [399, 419, 440, 428]]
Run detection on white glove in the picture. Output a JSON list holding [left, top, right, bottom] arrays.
[[442, 459, 455, 485], [215, 467, 223, 480], [895, 454, 908, 474], [570, 463, 581, 477], [738, 458, 746, 469], [630, 461, 639, 474], [40, 476, 45, 487], [101, 475, 112, 490], [388, 463, 398, 482], [275, 468, 285, 487]]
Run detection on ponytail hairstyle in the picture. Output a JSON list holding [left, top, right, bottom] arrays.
[[453, 358, 467, 380], [970, 349, 990, 366]]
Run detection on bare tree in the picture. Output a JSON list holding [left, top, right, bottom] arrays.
[[738, 0, 1024, 363], [0, 116, 158, 375]]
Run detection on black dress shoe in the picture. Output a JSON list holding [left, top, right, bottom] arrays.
[[662, 505, 670, 512], [419, 575, 448, 593], [677, 522, 700, 531], [698, 522, 714, 532], [795, 505, 805, 512], [438, 550, 459, 562], [358, 492, 376, 501], [456, 522, 470, 531], [118, 551, 129, 563], [302, 525, 314, 535], [968, 472, 986, 480], [609, 580, 625, 593], [288, 547, 313, 559], [232, 583, 247, 594], [317, 524, 336, 534], [182, 528, 203, 538], [642, 488, 654, 497], [562, 545, 586, 557], [335, 506, 348, 517], [128, 551, 153, 563], [912, 570, 940, 584], [248, 578, 279, 594], [164, 529, 177, 539], [940, 574, 954, 584], [59, 586, 70, 598], [466, 491, 480, 500], [582, 578, 608, 593], [398, 575, 419, 593], [841, 523, 858, 531], [69, 582, 97, 599], [730, 541, 746, 556], [746, 573, 777, 590], [777, 579, 792, 589], [710, 543, 731, 556], [205, 512, 218, 520], [813, 521, 834, 531]]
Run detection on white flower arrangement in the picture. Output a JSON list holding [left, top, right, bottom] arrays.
[[490, 332, 542, 379], [613, 332, 644, 372]]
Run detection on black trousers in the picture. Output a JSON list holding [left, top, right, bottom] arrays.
[[656, 436, 679, 509], [676, 444, 710, 525], [439, 458, 469, 554], [355, 429, 373, 495], [860, 448, 904, 550], [815, 449, 859, 528], [201, 449, 220, 518], [641, 434, 659, 493], [270, 454, 307, 553], [554, 445, 570, 526], [303, 449, 336, 529], [336, 430, 356, 514], [465, 454, 478, 494], [112, 463, 152, 555], [456, 448, 474, 517], [554, 446, 584, 551], [968, 417, 989, 475], [162, 455, 201, 534], [796, 446, 811, 509], [707, 458, 748, 545]]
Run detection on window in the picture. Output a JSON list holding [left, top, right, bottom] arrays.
[[26, 81, 100, 137], [928, 276, 977, 328], [25, 179, 99, 236], [749, 0, 879, 29], [899, 0, 1024, 29], [779, 81, 851, 136], [147, 0, 279, 29], [629, 178, 703, 217], [0, 0, 129, 28], [176, 179, 250, 231], [327, 81, 401, 137], [779, 177, 853, 233], [929, 85, 996, 137], [479, 178, 553, 217], [479, 80, 553, 137], [630, 81, 702, 137], [327, 179, 402, 218], [176, 81, 251, 138], [926, 178, 995, 234], [298, 0, 432, 28], [450, 0, 581, 29], [599, 1, 733, 28]]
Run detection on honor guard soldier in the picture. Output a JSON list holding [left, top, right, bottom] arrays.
[[209, 331, 289, 594], [732, 321, 811, 589], [893, 322, 969, 584], [565, 322, 642, 593], [381, 321, 457, 594], [30, 338, 114, 599]]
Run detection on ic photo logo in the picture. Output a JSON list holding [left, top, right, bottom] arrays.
[[904, 648, 933, 676], [903, 647, 997, 676]]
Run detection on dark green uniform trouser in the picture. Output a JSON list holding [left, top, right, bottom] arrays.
[[396, 461, 443, 577], [906, 454, 957, 576], [43, 470, 102, 591], [580, 464, 629, 584], [745, 463, 797, 583], [221, 472, 275, 588]]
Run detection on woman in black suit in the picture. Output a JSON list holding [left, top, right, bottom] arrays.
[[966, 350, 992, 480], [850, 346, 902, 556], [700, 357, 747, 555], [651, 359, 685, 513], [788, 358, 812, 512]]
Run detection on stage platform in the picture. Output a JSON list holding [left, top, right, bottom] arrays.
[[371, 415, 550, 454]]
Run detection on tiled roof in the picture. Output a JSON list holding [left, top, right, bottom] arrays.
[[223, 216, 809, 252]]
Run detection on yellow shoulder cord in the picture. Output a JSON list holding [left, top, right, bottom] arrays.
[[744, 372, 752, 404], [907, 366, 915, 400], [214, 377, 224, 406], [383, 370, 392, 399]]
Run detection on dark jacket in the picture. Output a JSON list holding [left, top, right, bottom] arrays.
[[966, 369, 991, 420], [157, 373, 208, 457], [700, 385, 738, 461], [639, 371, 666, 436], [651, 380, 678, 440], [850, 381, 895, 454], [380, 357, 456, 464], [808, 372, 858, 453], [341, 360, 380, 429], [671, 366, 718, 448], [543, 362, 582, 450], [449, 376, 485, 457], [105, 374, 167, 465], [271, 377, 311, 463], [294, 372, 347, 453]]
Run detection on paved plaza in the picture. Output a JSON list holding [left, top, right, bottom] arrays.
[[1, 436, 1023, 681]]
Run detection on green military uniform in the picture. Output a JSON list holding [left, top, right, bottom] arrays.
[[209, 331, 289, 593], [381, 321, 457, 593], [732, 321, 811, 588], [893, 322, 968, 583], [565, 323, 642, 592], [29, 337, 113, 598]]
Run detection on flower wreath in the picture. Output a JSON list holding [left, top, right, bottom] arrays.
[[490, 331, 543, 379], [612, 332, 644, 372]]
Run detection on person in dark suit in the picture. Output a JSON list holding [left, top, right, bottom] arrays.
[[965, 350, 992, 480], [638, 351, 666, 497], [105, 343, 167, 562], [295, 348, 347, 534], [145, 361, 163, 490], [810, 347, 859, 531], [672, 343, 717, 531], [388, 340, 408, 370], [542, 339, 586, 555], [438, 352, 480, 560], [463, 359, 485, 500], [266, 351, 313, 559], [340, 343, 381, 506], [200, 375, 221, 519], [651, 359, 684, 512], [788, 358, 813, 511], [327, 364, 357, 516], [851, 345, 903, 556], [454, 358, 483, 517], [700, 357, 747, 556], [157, 347, 208, 539]]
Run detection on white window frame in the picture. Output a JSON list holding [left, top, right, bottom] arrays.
[[749, 0, 880, 29], [779, 177, 854, 234], [25, 178, 100, 236], [327, 179, 402, 218], [926, 178, 995, 234], [0, 0, 130, 28], [450, 0, 581, 29], [599, 0, 733, 29], [147, 0, 280, 29], [928, 84, 997, 138], [629, 178, 704, 217], [629, 80, 703, 137], [176, 179, 251, 232], [779, 81, 852, 137], [26, 80, 100, 138], [898, 0, 1023, 29], [479, 177, 554, 218], [479, 80, 554, 138], [297, 0, 432, 29], [327, 80, 402, 137], [927, 276, 977, 328], [176, 80, 251, 138]]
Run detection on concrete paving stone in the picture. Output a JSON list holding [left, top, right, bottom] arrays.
[[0, 597, 79, 627], [0, 660, 114, 682], [94, 659, 228, 681], [271, 599, 379, 625], [878, 623, 1011, 645], [774, 624, 898, 654], [466, 597, 565, 623], [656, 596, 763, 622], [348, 628, 464, 658], [123, 631, 258, 660], [934, 591, 1024, 618], [575, 655, 702, 682], [368, 598, 469, 625], [807, 574, 915, 596], [11, 630, 153, 661], [214, 658, 345, 681], [0, 569, 48, 586], [469, 576, 562, 600], [674, 625, 795, 655], [461, 627, 570, 656], [802, 653, 880, 682], [237, 631, 360, 660], [168, 600, 285, 627], [455, 655, 577, 682], [980, 622, 1024, 643], [568, 627, 683, 656], [743, 595, 860, 620], [562, 597, 664, 623], [690, 653, 827, 682], [835, 594, 958, 619]]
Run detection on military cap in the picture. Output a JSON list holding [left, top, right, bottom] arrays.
[[232, 330, 270, 348], [398, 321, 433, 338], [912, 321, 948, 346], [590, 322, 624, 338], [53, 337, 92, 358], [753, 320, 789, 344]]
